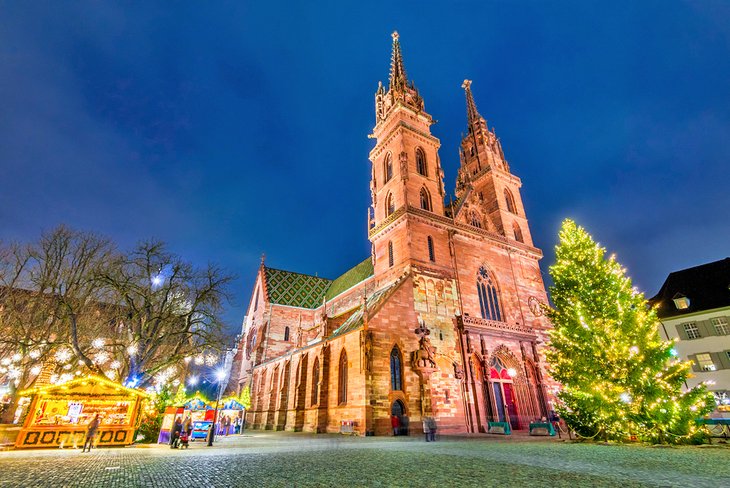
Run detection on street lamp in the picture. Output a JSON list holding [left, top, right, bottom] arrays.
[[207, 368, 227, 447]]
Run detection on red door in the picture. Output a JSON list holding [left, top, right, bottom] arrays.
[[502, 383, 520, 429]]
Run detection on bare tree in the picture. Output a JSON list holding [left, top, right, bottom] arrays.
[[97, 240, 234, 388]]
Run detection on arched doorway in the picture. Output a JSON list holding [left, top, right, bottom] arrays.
[[490, 357, 520, 429], [390, 399, 408, 436]]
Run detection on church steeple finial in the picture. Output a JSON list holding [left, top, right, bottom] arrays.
[[389, 31, 407, 93], [461, 79, 481, 126]]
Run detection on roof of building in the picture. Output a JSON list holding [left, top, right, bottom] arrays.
[[264, 267, 332, 309], [324, 258, 374, 301], [329, 275, 406, 338], [263, 257, 374, 309], [650, 257, 730, 319]]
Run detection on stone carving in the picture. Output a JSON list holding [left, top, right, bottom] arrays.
[[453, 361, 465, 380], [413, 335, 436, 369]]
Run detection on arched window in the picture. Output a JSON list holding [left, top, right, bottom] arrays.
[[254, 287, 259, 311], [338, 350, 348, 405], [390, 346, 403, 391], [384, 154, 393, 183], [416, 148, 427, 176], [504, 189, 517, 214], [386, 192, 395, 216], [470, 211, 482, 229], [284, 326, 290, 342], [513, 222, 524, 243], [427, 236, 435, 262], [420, 187, 431, 211], [477, 266, 503, 322], [311, 357, 320, 406], [388, 241, 394, 268]]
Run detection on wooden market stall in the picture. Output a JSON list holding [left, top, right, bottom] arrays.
[[15, 375, 149, 449]]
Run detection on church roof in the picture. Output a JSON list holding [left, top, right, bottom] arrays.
[[650, 257, 730, 319], [263, 257, 374, 309], [330, 275, 407, 338], [264, 267, 332, 309], [324, 258, 374, 301]]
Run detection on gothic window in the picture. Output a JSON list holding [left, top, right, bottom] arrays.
[[504, 189, 517, 214], [386, 192, 395, 216], [513, 222, 524, 243], [388, 241, 394, 268], [427, 236, 435, 262], [311, 357, 320, 406], [470, 211, 482, 229], [477, 266, 503, 322], [416, 148, 427, 176], [384, 154, 393, 183], [420, 187, 431, 211], [284, 326, 290, 342], [254, 287, 259, 311], [338, 350, 348, 405], [390, 346, 403, 391]]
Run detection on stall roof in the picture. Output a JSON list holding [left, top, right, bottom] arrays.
[[19, 375, 151, 398]]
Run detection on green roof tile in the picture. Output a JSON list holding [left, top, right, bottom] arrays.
[[264, 268, 332, 309], [324, 258, 374, 301]]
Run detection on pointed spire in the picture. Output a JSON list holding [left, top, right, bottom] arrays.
[[461, 79, 481, 126], [389, 31, 407, 93]]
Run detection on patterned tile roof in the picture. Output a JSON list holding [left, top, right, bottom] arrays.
[[264, 267, 332, 309], [324, 258, 374, 301]]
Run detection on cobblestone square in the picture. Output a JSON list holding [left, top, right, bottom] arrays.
[[0, 432, 729, 487]]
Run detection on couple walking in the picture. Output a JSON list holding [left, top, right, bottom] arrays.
[[423, 416, 437, 442]]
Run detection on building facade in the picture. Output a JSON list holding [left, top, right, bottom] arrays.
[[233, 33, 556, 435], [652, 257, 730, 414]]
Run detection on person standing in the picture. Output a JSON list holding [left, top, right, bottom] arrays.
[[224, 415, 231, 436], [82, 414, 100, 453], [423, 416, 432, 442], [427, 417, 437, 442], [182, 415, 192, 438], [170, 416, 182, 449], [390, 415, 400, 436]]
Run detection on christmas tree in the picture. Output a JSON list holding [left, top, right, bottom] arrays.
[[546, 219, 713, 443]]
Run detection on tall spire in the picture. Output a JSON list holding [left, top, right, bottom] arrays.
[[389, 31, 407, 93], [461, 79, 481, 126]]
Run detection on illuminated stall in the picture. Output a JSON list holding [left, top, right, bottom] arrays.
[[219, 397, 245, 434], [15, 375, 148, 449]]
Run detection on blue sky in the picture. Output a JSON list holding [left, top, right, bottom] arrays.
[[2, 1, 729, 334]]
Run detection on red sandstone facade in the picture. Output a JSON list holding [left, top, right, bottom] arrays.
[[233, 33, 556, 436]]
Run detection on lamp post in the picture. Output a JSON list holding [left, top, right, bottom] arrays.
[[207, 368, 226, 447]]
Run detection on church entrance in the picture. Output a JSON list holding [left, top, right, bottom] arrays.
[[391, 400, 408, 436], [490, 357, 520, 429]]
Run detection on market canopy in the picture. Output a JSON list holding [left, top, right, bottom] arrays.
[[19, 375, 150, 399]]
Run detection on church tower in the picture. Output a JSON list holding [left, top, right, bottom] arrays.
[[368, 32, 448, 279], [454, 80, 533, 247]]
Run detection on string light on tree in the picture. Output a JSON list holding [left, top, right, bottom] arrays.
[[545, 219, 714, 443]]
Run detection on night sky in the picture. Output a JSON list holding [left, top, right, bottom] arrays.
[[2, 2, 729, 335]]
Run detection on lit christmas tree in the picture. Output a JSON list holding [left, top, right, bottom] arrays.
[[546, 219, 714, 443]]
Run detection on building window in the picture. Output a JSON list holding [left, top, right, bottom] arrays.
[[386, 192, 395, 216], [513, 222, 523, 243], [504, 189, 517, 214], [683, 322, 701, 339], [470, 211, 482, 229], [420, 187, 431, 211], [390, 346, 403, 391], [311, 358, 320, 406], [388, 241, 394, 268], [696, 353, 716, 371], [284, 326, 290, 342], [477, 266, 502, 322], [384, 154, 393, 183], [338, 350, 348, 405], [712, 317, 729, 335], [254, 287, 259, 311], [672, 293, 690, 310], [726, 351, 730, 363], [416, 148, 427, 176], [427, 236, 435, 262]]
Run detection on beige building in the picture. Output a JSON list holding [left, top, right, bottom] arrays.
[[651, 257, 730, 413]]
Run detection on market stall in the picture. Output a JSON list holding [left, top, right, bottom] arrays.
[[15, 375, 149, 449], [218, 397, 245, 435]]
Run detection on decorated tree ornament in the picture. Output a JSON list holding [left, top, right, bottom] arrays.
[[546, 219, 714, 443]]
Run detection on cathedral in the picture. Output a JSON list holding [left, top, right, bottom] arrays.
[[233, 33, 556, 436]]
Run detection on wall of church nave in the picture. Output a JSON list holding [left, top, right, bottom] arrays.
[[245, 331, 368, 435]]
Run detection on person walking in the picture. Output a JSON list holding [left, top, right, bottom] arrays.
[[170, 416, 182, 449], [82, 414, 100, 453], [423, 416, 431, 442], [390, 415, 400, 436]]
